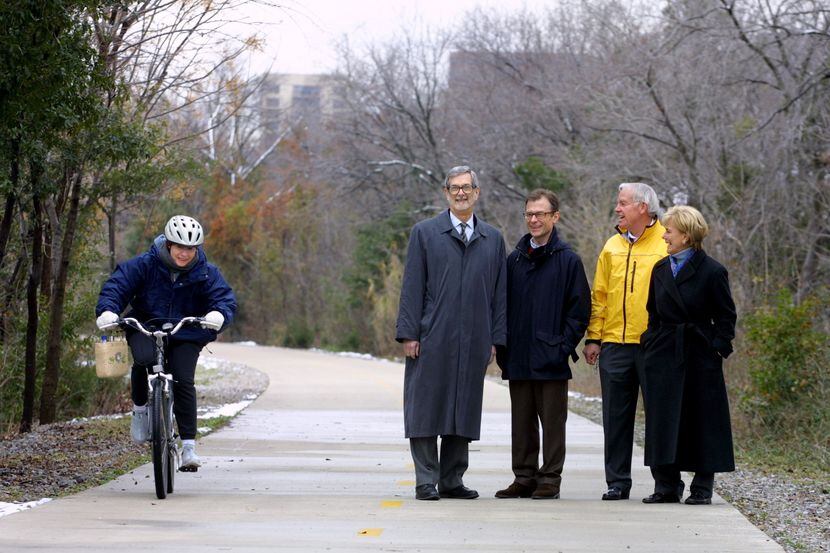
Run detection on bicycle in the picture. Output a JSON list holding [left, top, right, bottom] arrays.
[[101, 316, 204, 499]]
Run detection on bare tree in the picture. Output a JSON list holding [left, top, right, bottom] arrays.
[[332, 28, 455, 204], [37, 0, 267, 424]]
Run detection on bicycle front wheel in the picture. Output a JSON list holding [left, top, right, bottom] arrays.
[[151, 378, 169, 499], [166, 383, 176, 495]]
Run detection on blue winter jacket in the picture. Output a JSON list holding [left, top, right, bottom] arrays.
[[96, 235, 237, 344]]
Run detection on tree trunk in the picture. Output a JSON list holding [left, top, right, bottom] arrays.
[[795, 174, 829, 304], [0, 257, 24, 344], [20, 194, 44, 433], [0, 138, 20, 272], [39, 171, 84, 424], [39, 218, 53, 303], [108, 195, 117, 272]]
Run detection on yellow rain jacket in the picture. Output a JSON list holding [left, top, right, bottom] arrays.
[[586, 219, 667, 344]]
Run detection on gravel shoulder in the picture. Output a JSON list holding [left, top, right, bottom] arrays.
[[0, 354, 268, 506], [559, 385, 830, 553]]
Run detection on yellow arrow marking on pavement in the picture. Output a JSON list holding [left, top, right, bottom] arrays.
[[381, 500, 402, 508], [397, 480, 415, 486], [358, 528, 383, 537]]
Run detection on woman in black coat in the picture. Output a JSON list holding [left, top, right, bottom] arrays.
[[640, 205, 737, 505]]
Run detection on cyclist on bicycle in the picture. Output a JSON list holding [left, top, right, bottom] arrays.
[[95, 215, 237, 470]]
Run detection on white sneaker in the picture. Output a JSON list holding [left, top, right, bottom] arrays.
[[181, 443, 202, 469], [130, 408, 150, 443]]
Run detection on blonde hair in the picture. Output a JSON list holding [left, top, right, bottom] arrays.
[[662, 205, 709, 250]]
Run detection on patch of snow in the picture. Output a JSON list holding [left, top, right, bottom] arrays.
[[70, 413, 127, 423], [199, 400, 253, 419], [0, 498, 52, 519], [198, 355, 254, 373], [198, 356, 224, 370], [233, 341, 258, 347], [309, 348, 396, 364], [568, 390, 602, 402]]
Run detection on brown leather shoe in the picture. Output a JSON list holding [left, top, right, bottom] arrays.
[[531, 483, 560, 499], [495, 481, 536, 498]]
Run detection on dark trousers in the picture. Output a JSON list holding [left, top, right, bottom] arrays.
[[598, 342, 645, 491], [651, 465, 714, 498], [127, 332, 202, 440], [508, 380, 568, 490], [409, 435, 469, 491]]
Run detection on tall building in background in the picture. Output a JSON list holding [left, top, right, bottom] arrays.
[[259, 73, 344, 139]]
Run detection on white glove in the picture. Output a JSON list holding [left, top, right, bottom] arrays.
[[96, 311, 119, 330], [202, 310, 224, 330]]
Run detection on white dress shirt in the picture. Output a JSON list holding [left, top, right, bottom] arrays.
[[449, 211, 474, 242]]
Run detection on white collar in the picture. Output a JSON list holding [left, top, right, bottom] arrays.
[[449, 210, 474, 231]]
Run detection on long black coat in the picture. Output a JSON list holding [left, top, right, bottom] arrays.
[[641, 250, 736, 472], [396, 211, 507, 440], [496, 231, 591, 380]]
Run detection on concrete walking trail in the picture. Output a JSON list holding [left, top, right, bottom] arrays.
[[0, 343, 781, 552]]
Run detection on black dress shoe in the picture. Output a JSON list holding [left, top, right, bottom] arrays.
[[415, 484, 440, 500], [601, 486, 630, 500], [439, 485, 479, 499], [684, 492, 712, 505], [642, 492, 680, 504]]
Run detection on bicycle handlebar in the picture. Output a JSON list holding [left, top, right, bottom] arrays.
[[100, 316, 205, 336]]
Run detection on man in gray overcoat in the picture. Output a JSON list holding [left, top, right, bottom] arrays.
[[396, 165, 507, 501]]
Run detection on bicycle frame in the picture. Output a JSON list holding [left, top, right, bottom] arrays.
[[124, 316, 200, 426]]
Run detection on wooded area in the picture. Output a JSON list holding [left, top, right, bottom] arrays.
[[1, 0, 827, 467]]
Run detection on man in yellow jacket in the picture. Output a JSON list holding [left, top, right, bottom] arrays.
[[583, 182, 667, 501]]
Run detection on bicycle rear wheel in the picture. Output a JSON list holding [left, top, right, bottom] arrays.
[[151, 379, 169, 499]]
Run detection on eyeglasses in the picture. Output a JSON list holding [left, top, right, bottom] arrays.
[[523, 211, 556, 220], [446, 184, 475, 194]]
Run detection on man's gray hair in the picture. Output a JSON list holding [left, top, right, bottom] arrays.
[[444, 165, 479, 189], [619, 182, 661, 218]]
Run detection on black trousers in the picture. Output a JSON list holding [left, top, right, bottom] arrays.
[[508, 380, 568, 490], [651, 465, 715, 498], [127, 332, 202, 440], [598, 342, 645, 492], [409, 435, 470, 491]]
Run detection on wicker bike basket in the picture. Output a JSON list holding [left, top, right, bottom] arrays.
[[94, 336, 132, 378]]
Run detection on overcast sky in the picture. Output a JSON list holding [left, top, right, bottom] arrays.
[[233, 0, 549, 75]]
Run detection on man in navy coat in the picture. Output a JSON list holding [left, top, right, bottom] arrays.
[[495, 189, 590, 499]]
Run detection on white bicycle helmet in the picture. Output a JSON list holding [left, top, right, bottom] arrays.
[[164, 215, 204, 246]]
